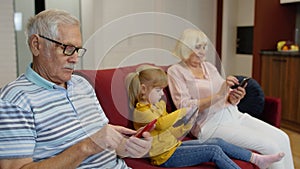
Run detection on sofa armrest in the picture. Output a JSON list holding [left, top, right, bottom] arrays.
[[260, 96, 282, 128]]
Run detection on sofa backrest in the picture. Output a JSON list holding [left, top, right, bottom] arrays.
[[74, 64, 176, 129]]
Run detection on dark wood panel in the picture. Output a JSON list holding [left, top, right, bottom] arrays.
[[253, 0, 296, 83], [261, 55, 300, 132]]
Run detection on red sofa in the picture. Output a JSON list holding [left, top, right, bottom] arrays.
[[74, 64, 281, 169]]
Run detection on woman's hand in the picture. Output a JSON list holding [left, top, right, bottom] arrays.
[[228, 81, 246, 105], [226, 75, 239, 87], [226, 76, 246, 104], [228, 87, 246, 104]]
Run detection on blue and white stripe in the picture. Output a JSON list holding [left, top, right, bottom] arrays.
[[0, 64, 130, 169]]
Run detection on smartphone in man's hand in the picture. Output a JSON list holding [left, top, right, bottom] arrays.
[[135, 119, 157, 138]]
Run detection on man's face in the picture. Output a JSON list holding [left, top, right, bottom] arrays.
[[36, 24, 82, 87]]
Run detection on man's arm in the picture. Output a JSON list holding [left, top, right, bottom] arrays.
[[0, 125, 124, 169], [0, 141, 91, 169]]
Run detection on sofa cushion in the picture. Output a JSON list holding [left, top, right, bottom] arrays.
[[235, 75, 265, 118], [124, 157, 258, 169], [74, 64, 171, 128], [74, 67, 260, 169]]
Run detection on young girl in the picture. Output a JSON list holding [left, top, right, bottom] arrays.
[[125, 64, 284, 169]]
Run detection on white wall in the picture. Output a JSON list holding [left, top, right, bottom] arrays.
[[222, 0, 254, 77], [0, 0, 254, 88], [235, 0, 254, 77], [222, 0, 238, 76], [80, 0, 255, 77], [80, 0, 217, 70], [14, 0, 34, 76], [0, 0, 17, 88]]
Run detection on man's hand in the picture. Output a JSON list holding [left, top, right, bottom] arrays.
[[86, 124, 124, 154], [124, 132, 152, 158], [113, 124, 152, 158]]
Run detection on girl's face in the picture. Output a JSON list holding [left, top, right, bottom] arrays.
[[148, 87, 164, 104]]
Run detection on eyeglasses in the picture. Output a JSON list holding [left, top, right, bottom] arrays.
[[39, 34, 87, 57]]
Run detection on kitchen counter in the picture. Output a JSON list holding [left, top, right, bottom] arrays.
[[260, 50, 300, 56]]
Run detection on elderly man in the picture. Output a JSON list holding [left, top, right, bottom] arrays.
[[0, 9, 152, 169]]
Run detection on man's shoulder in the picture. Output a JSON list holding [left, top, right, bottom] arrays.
[[1, 75, 33, 98], [71, 74, 94, 89]]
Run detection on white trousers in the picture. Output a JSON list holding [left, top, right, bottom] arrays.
[[200, 106, 294, 169]]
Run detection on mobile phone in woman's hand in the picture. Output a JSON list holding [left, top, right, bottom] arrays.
[[231, 77, 251, 89]]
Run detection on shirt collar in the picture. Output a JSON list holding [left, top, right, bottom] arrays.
[[25, 63, 72, 90]]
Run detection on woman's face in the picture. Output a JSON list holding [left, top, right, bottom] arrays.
[[193, 43, 207, 60], [186, 42, 207, 66]]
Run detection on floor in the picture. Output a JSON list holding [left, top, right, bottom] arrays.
[[282, 128, 300, 169]]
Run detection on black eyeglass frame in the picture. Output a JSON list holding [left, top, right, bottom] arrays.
[[38, 34, 87, 57]]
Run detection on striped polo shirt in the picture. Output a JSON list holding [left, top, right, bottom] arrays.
[[0, 64, 130, 169]]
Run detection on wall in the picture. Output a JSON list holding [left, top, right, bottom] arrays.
[[80, 0, 217, 70], [222, 0, 254, 77], [14, 0, 82, 75], [0, 0, 17, 88], [221, 0, 238, 76], [0, 0, 258, 88], [235, 0, 254, 77], [14, 0, 34, 76]]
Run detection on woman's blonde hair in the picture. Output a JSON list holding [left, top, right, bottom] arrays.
[[125, 65, 168, 109], [173, 28, 208, 60]]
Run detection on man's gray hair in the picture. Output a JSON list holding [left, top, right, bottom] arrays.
[[25, 9, 80, 45]]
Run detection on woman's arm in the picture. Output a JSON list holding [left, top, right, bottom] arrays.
[[192, 79, 230, 112], [167, 65, 226, 112]]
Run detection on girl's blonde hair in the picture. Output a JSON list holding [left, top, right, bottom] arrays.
[[173, 28, 208, 60], [125, 65, 168, 109]]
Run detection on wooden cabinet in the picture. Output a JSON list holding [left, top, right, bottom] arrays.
[[261, 54, 300, 132]]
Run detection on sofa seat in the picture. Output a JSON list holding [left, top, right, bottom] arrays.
[[74, 63, 281, 169]]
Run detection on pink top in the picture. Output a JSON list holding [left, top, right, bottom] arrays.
[[167, 61, 232, 139]]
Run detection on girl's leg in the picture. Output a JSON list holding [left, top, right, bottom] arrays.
[[201, 138, 252, 161], [202, 138, 285, 169], [208, 110, 293, 169], [159, 143, 241, 169]]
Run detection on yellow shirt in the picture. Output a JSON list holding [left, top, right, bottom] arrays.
[[133, 100, 192, 165]]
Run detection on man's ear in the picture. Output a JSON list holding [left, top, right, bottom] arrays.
[[29, 34, 40, 56]]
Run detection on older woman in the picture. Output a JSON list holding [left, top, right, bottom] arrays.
[[167, 28, 294, 169]]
